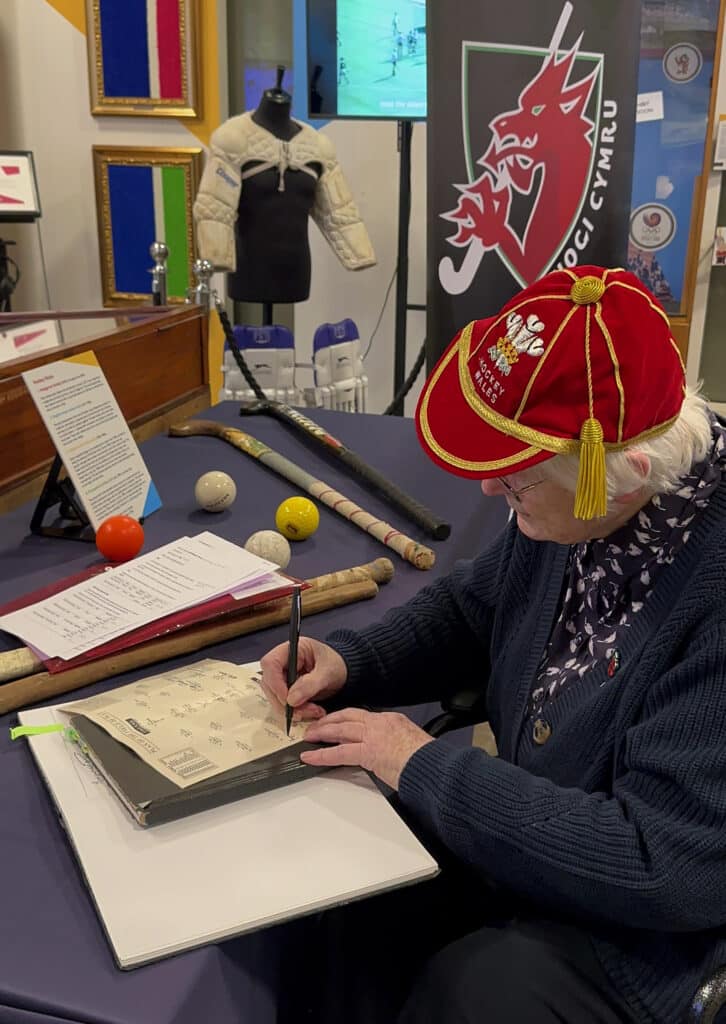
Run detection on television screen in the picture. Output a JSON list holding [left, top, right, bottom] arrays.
[[307, 0, 427, 120]]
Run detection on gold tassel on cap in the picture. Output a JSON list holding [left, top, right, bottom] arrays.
[[574, 417, 608, 520]]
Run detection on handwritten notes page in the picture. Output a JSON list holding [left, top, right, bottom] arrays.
[[60, 659, 307, 788], [0, 533, 279, 661]]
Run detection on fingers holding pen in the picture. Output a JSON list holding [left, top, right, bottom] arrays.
[[260, 637, 348, 724], [261, 637, 348, 707]]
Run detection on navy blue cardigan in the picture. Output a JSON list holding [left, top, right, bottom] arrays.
[[328, 483, 726, 1023]]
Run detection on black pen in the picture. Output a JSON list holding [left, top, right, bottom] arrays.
[[285, 585, 302, 736]]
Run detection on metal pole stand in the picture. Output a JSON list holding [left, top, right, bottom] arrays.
[[149, 241, 169, 306], [188, 258, 215, 312], [0, 238, 19, 313], [391, 120, 415, 417]]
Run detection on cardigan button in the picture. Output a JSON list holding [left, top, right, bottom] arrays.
[[533, 719, 552, 745]]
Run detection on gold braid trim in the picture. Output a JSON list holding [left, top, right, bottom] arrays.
[[457, 321, 681, 454], [604, 280, 672, 329], [469, 292, 571, 361], [595, 303, 626, 443], [602, 267, 625, 283], [417, 332, 543, 471], [417, 307, 684, 475], [668, 335, 687, 376], [514, 305, 579, 421]]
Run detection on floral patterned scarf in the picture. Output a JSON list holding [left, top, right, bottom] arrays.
[[529, 416, 726, 717]]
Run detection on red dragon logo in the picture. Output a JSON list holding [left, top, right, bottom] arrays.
[[439, 3, 601, 294]]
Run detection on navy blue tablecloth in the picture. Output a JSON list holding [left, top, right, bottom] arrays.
[[0, 404, 508, 1024]]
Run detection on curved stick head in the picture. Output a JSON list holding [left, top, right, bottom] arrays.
[[238, 401, 270, 416], [168, 419, 225, 438]]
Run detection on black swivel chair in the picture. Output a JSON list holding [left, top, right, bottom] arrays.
[[424, 690, 726, 1024]]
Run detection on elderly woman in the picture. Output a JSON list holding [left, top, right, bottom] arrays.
[[262, 268, 726, 1024]]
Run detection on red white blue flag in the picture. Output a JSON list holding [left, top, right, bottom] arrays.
[[98, 0, 185, 101]]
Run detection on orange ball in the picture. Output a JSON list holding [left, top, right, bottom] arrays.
[[95, 515, 145, 563]]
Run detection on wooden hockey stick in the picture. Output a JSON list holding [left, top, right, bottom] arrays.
[[170, 419, 436, 570], [0, 559, 394, 715]]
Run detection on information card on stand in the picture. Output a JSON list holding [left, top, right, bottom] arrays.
[[22, 351, 162, 529]]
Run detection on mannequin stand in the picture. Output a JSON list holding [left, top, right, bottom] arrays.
[[390, 120, 424, 417], [0, 238, 18, 313]]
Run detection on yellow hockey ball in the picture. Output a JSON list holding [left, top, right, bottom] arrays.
[[275, 496, 320, 541]]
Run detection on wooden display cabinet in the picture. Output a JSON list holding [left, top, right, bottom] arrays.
[[0, 306, 210, 513]]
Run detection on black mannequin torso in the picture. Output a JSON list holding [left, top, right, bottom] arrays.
[[228, 72, 324, 305], [250, 91, 302, 143], [230, 165, 319, 303]]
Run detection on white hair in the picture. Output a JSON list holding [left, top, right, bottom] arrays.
[[536, 386, 713, 505]]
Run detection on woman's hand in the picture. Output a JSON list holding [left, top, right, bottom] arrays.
[[260, 637, 348, 722], [301, 708, 433, 790]]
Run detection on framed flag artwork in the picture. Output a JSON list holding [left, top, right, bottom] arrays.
[[86, 0, 201, 117], [93, 146, 202, 306]]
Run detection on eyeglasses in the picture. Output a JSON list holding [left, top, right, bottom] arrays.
[[498, 476, 544, 503]]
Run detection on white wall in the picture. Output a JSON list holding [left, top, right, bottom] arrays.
[[294, 119, 427, 417], [0, 0, 224, 313]]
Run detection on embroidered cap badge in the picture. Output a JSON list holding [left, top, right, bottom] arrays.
[[488, 311, 545, 376]]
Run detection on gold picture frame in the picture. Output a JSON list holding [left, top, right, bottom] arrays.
[[86, 0, 202, 118], [93, 146, 203, 307]]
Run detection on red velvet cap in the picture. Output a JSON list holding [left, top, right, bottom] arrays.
[[416, 266, 686, 519]]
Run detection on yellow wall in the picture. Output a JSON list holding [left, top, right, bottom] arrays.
[[43, 0, 224, 399], [46, 0, 85, 33]]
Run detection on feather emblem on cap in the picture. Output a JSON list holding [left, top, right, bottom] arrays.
[[488, 311, 545, 376]]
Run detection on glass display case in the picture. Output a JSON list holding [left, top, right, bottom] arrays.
[[0, 306, 210, 513], [0, 316, 132, 366]]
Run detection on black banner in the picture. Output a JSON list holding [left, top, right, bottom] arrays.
[[426, 0, 642, 365]]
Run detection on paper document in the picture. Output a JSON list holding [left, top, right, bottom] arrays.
[[19, 702, 438, 969], [636, 90, 664, 123], [21, 352, 162, 528], [230, 574, 290, 600], [0, 533, 280, 660], [60, 659, 307, 788], [716, 119, 726, 170]]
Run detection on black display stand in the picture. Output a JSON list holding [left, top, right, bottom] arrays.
[[0, 238, 18, 313], [390, 120, 424, 416], [0, 151, 43, 312], [29, 454, 95, 542]]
